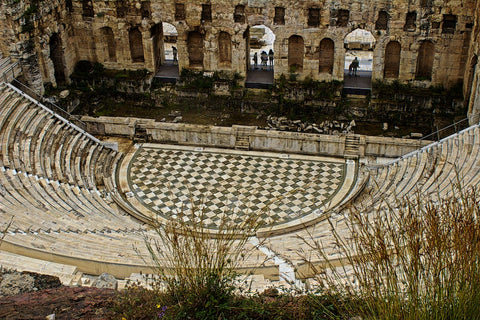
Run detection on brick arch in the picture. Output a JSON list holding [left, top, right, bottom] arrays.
[[218, 31, 232, 64], [384, 41, 400, 78], [318, 38, 334, 74], [416, 41, 434, 80], [288, 35, 304, 72], [129, 27, 144, 63]]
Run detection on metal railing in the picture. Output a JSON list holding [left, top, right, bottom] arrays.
[[420, 118, 469, 141], [5, 82, 117, 150], [371, 121, 479, 168], [0, 56, 117, 151], [11, 78, 77, 125], [0, 58, 21, 83]]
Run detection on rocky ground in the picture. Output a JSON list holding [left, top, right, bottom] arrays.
[[0, 270, 116, 319]]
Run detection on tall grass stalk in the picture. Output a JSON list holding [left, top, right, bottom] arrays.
[[302, 186, 480, 319], [142, 201, 265, 318]]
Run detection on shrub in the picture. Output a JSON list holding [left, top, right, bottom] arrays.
[[142, 206, 264, 319]]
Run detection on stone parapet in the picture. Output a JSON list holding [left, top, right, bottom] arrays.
[[81, 116, 431, 159]]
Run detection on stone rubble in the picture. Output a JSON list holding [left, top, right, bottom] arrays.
[[266, 115, 356, 134]]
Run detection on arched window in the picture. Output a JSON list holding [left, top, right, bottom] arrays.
[[218, 32, 232, 64], [129, 27, 144, 62], [188, 31, 204, 67], [384, 41, 400, 78], [101, 27, 116, 62], [416, 41, 434, 80], [318, 38, 334, 74], [375, 11, 389, 30], [288, 35, 304, 72]]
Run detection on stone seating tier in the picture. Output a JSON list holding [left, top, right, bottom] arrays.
[[0, 83, 121, 192], [0, 81, 479, 281]]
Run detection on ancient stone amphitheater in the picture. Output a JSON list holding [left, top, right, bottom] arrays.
[[0, 73, 479, 287]]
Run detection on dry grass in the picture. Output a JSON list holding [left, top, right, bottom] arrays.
[[301, 185, 480, 319], [141, 200, 266, 318]]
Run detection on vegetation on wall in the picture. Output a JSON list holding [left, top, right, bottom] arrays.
[[21, 2, 38, 34]]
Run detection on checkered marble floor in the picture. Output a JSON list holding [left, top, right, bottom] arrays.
[[127, 145, 346, 229]]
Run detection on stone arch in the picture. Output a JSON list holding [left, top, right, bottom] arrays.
[[218, 31, 232, 64], [416, 41, 434, 80], [188, 31, 204, 68], [101, 27, 116, 62], [246, 24, 275, 72], [49, 33, 66, 85], [288, 35, 304, 72], [318, 38, 334, 74], [384, 41, 400, 78], [129, 27, 144, 63]]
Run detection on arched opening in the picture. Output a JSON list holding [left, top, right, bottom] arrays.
[[318, 38, 334, 74], [384, 41, 400, 78], [161, 23, 178, 65], [245, 25, 275, 88], [218, 31, 232, 65], [416, 41, 434, 80], [101, 27, 116, 62], [152, 22, 180, 81], [344, 28, 375, 92], [129, 27, 144, 63], [288, 35, 304, 72], [188, 31, 204, 68], [49, 33, 66, 85]]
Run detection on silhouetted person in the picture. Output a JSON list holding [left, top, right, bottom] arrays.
[[261, 51, 268, 70], [172, 46, 178, 65], [253, 52, 258, 69], [268, 49, 274, 68], [351, 57, 359, 76]]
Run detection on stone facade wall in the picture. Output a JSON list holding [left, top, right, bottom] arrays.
[[0, 0, 476, 90], [465, 0, 480, 125]]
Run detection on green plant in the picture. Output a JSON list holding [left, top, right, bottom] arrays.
[[112, 283, 165, 320], [301, 185, 480, 319], [180, 69, 214, 90], [142, 204, 265, 319]]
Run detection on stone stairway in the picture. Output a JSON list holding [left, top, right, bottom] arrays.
[[234, 125, 255, 150], [344, 134, 360, 158]]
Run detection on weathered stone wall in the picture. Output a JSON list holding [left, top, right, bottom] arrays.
[[81, 115, 430, 158], [0, 0, 476, 90], [465, 0, 480, 124]]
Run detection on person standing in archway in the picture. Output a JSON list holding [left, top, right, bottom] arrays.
[[261, 51, 268, 70], [172, 46, 178, 65], [268, 49, 274, 69], [352, 57, 359, 76], [253, 52, 258, 69]]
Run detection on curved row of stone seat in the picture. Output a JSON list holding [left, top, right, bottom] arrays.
[[0, 83, 115, 191], [0, 167, 144, 234], [1, 227, 277, 279], [262, 123, 480, 277], [371, 125, 479, 200]]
